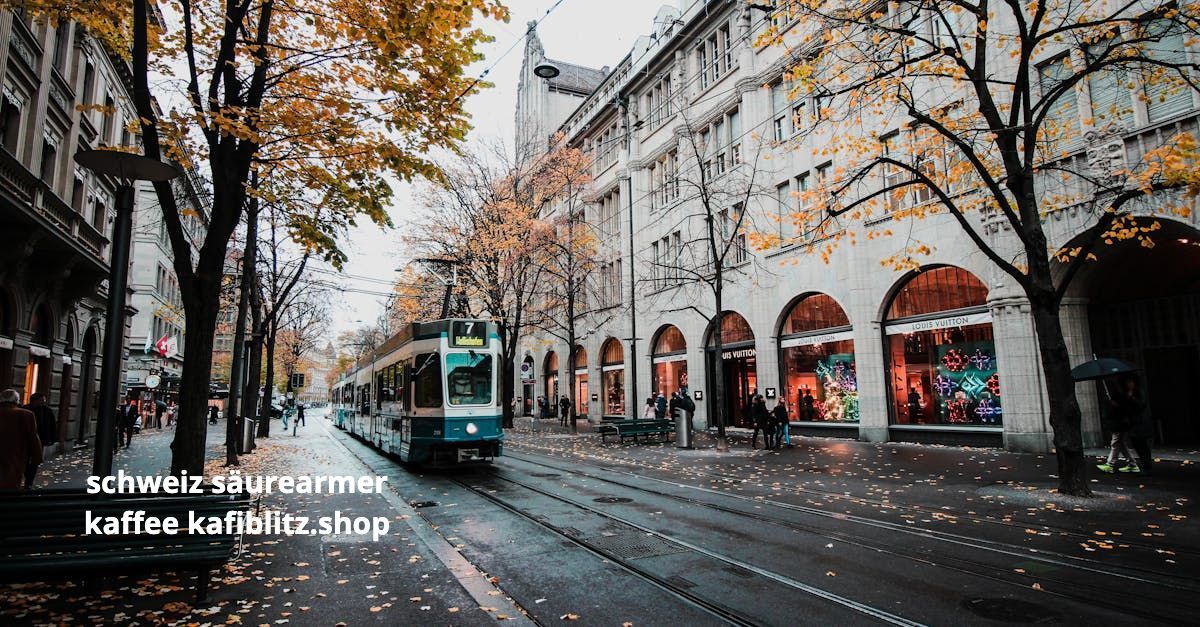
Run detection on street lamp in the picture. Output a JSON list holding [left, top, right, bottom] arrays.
[[75, 149, 179, 477]]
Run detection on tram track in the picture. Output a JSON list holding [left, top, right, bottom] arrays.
[[450, 469, 925, 627], [512, 438, 1200, 560], [500, 449, 1200, 624]]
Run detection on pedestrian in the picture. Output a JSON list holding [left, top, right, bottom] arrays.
[[1097, 380, 1136, 473], [25, 392, 58, 450], [655, 392, 666, 419], [537, 396, 546, 419], [753, 395, 774, 449], [1118, 376, 1154, 476], [773, 400, 791, 448], [668, 391, 680, 421], [166, 402, 177, 427], [642, 396, 656, 419], [559, 395, 570, 427], [153, 400, 166, 429], [118, 398, 138, 448], [297, 404, 306, 426], [1, 389, 43, 490], [208, 405, 219, 425]]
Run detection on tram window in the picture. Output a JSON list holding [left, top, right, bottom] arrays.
[[412, 353, 443, 408], [446, 352, 494, 406]]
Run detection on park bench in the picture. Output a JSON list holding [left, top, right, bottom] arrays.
[[598, 419, 675, 443], [0, 488, 254, 602]]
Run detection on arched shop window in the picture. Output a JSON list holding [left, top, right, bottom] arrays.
[[543, 351, 559, 404], [573, 346, 588, 417], [705, 312, 758, 428], [600, 338, 625, 416], [884, 266, 1000, 427], [651, 325, 687, 404], [778, 294, 858, 423]]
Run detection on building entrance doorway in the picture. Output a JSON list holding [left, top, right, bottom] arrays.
[[1080, 222, 1200, 447], [705, 312, 758, 429]]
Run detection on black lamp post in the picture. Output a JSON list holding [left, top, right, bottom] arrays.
[[75, 149, 179, 477]]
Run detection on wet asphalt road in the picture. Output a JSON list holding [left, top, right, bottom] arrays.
[[326, 422, 1200, 626]]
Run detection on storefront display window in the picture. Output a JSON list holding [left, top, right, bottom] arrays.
[[601, 338, 625, 416], [651, 325, 688, 404], [885, 267, 1001, 427], [574, 346, 588, 416], [778, 294, 858, 422]]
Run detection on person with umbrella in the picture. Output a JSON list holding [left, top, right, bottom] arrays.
[[1072, 358, 1153, 476]]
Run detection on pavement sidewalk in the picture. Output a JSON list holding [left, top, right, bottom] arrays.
[[4, 414, 519, 626]]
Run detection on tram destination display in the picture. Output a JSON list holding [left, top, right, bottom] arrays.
[[450, 320, 487, 347]]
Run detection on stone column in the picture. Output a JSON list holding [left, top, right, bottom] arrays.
[[848, 245, 889, 443], [989, 295, 1053, 453]]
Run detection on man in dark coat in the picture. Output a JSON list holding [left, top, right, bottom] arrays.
[[1116, 376, 1154, 476], [25, 392, 57, 447], [558, 395, 570, 427], [117, 398, 138, 448], [0, 389, 42, 489]]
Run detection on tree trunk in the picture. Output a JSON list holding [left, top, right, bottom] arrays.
[[712, 277, 726, 446], [1028, 291, 1092, 496], [257, 325, 278, 438], [500, 323, 517, 429], [171, 283, 220, 476], [242, 329, 262, 449]]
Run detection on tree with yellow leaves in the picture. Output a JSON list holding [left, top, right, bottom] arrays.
[[0, 0, 508, 475], [760, 0, 1200, 494]]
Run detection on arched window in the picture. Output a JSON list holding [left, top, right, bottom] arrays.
[[543, 351, 559, 404], [651, 325, 688, 407], [706, 311, 754, 346], [573, 346, 588, 417], [778, 294, 857, 423], [600, 338, 625, 416], [883, 266, 1000, 428]]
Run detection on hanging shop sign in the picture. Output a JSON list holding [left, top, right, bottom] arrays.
[[884, 311, 992, 336], [145, 374, 161, 389], [779, 330, 854, 349]]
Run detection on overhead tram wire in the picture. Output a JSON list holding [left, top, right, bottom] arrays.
[[446, 0, 571, 111]]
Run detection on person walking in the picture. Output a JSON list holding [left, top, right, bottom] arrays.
[[25, 392, 58, 450], [1119, 376, 1155, 476], [1, 389, 43, 490], [208, 405, 219, 425], [1097, 380, 1136, 473], [772, 400, 791, 448], [753, 395, 774, 449], [642, 396, 656, 419], [654, 393, 666, 420], [559, 395, 570, 428], [118, 398, 138, 449]]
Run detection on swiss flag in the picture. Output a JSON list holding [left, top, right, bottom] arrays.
[[155, 335, 170, 356]]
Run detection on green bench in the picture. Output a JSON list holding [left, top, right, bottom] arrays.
[[598, 419, 675, 443], [0, 488, 253, 602]]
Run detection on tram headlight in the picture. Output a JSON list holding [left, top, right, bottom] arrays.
[[465, 422, 479, 435]]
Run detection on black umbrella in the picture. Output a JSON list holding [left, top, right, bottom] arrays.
[[1071, 357, 1137, 382]]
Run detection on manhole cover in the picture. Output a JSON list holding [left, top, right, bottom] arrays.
[[410, 501, 439, 508], [961, 597, 1063, 623], [586, 533, 689, 560], [593, 496, 633, 504]]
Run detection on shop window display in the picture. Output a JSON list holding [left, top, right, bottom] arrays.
[[651, 325, 688, 402], [601, 338, 625, 416], [778, 294, 858, 422], [884, 267, 1001, 427]]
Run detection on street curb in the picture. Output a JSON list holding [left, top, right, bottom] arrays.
[[320, 422, 535, 625]]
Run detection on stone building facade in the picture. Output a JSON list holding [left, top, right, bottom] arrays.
[[514, 2, 1200, 452], [0, 9, 147, 450]]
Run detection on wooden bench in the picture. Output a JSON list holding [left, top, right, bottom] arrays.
[[598, 419, 675, 443], [0, 488, 253, 602]]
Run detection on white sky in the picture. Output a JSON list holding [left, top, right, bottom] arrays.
[[327, 0, 668, 338]]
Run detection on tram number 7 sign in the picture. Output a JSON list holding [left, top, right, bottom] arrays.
[[451, 321, 486, 347]]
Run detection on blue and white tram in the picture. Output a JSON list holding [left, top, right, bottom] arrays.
[[331, 319, 502, 465]]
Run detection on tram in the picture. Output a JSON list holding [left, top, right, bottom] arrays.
[[330, 319, 502, 465]]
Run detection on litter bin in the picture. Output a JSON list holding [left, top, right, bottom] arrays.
[[242, 416, 257, 454], [674, 410, 692, 449]]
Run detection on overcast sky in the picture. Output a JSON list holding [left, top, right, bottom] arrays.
[[326, 0, 668, 338]]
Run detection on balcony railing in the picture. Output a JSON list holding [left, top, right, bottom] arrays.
[[0, 147, 110, 263]]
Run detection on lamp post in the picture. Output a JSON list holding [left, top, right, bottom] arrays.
[[75, 149, 178, 477]]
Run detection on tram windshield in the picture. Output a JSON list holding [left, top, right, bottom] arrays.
[[445, 351, 494, 406]]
